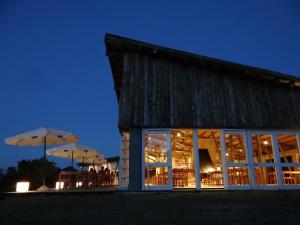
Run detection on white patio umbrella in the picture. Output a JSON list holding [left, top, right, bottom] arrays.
[[4, 127, 79, 191], [46, 143, 103, 167], [5, 127, 80, 159]]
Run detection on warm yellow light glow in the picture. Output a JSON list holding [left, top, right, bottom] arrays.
[[176, 132, 182, 137], [16, 182, 30, 192], [216, 167, 221, 171], [55, 182, 64, 190], [76, 182, 83, 187], [239, 149, 243, 152], [226, 153, 229, 156], [263, 140, 269, 145], [207, 167, 215, 173], [146, 155, 156, 162]]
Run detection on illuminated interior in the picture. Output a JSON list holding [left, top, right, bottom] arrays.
[[278, 134, 300, 185], [144, 130, 168, 186], [252, 134, 277, 185], [142, 129, 300, 190], [198, 130, 224, 188], [171, 129, 195, 188], [225, 133, 250, 185]]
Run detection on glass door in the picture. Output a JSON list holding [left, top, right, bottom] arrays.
[[247, 131, 278, 189], [171, 129, 196, 189], [198, 130, 224, 189], [143, 129, 173, 190], [222, 130, 251, 190]]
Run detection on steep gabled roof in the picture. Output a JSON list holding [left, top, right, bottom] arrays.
[[105, 33, 300, 100]]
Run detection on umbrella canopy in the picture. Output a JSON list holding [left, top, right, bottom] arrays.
[[46, 143, 103, 167], [5, 127, 79, 146], [5, 127, 79, 159]]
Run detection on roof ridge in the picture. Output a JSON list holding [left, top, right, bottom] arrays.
[[105, 33, 300, 83]]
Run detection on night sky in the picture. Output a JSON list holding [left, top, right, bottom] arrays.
[[1, 1, 300, 170]]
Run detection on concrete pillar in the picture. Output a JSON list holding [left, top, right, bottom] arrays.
[[128, 128, 143, 191]]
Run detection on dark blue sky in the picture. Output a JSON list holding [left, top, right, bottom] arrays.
[[1, 0, 300, 170]]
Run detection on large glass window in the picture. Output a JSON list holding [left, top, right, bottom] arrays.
[[227, 167, 249, 185], [144, 167, 168, 186], [278, 134, 300, 185], [281, 167, 300, 185], [277, 134, 300, 163], [144, 131, 168, 163], [224, 132, 250, 187], [251, 133, 277, 186], [141, 129, 300, 190], [171, 129, 195, 188], [225, 134, 247, 163], [252, 134, 274, 163], [144, 130, 171, 189], [255, 167, 277, 185]]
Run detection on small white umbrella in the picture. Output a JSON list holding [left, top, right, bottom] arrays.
[[46, 143, 103, 167], [5, 127, 79, 158]]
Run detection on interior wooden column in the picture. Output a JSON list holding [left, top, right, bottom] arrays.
[[128, 128, 143, 191]]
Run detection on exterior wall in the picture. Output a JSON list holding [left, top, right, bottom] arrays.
[[128, 128, 143, 191], [119, 132, 130, 189], [118, 52, 300, 129]]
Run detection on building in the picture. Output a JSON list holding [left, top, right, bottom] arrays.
[[105, 33, 300, 191]]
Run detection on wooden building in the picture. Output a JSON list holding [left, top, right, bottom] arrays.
[[105, 33, 300, 191]]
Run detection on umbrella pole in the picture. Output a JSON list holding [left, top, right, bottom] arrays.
[[43, 136, 47, 159], [82, 157, 84, 172], [71, 151, 74, 167], [42, 136, 47, 185]]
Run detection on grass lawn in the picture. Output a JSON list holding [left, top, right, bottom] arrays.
[[1, 191, 300, 225]]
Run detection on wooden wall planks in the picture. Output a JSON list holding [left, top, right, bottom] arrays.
[[119, 51, 300, 129]]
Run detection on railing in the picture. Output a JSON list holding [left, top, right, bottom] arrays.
[[58, 170, 117, 190]]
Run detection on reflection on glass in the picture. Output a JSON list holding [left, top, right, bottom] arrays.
[[227, 167, 249, 185], [144, 131, 168, 163], [252, 134, 274, 163], [225, 134, 247, 163], [255, 167, 277, 185], [172, 130, 195, 188], [198, 130, 224, 188], [144, 167, 168, 186], [278, 135, 300, 163]]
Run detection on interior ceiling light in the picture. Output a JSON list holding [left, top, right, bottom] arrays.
[[263, 140, 269, 145]]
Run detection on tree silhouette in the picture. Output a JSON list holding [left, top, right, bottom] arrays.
[[0, 159, 60, 192]]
